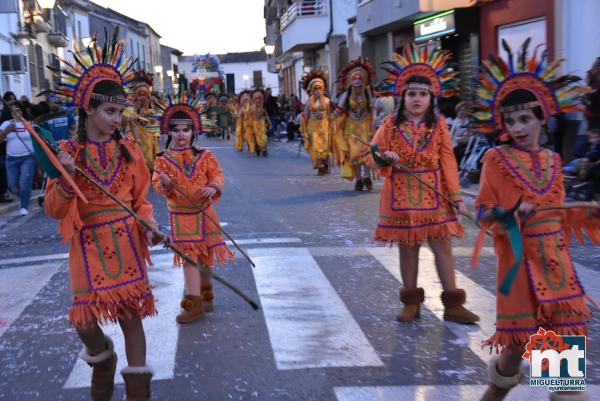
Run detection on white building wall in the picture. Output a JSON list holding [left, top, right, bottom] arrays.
[[179, 59, 279, 95], [555, 0, 600, 79], [126, 30, 146, 70], [331, 0, 356, 35], [0, 11, 31, 98]]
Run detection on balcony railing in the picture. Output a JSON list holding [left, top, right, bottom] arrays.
[[280, 0, 327, 30]]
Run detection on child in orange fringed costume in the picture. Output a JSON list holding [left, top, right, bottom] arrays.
[[234, 91, 251, 152], [470, 41, 599, 401], [151, 94, 234, 324], [43, 30, 166, 401], [370, 44, 479, 325]]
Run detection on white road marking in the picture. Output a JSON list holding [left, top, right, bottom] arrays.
[[367, 246, 497, 364], [0, 238, 303, 266], [148, 237, 303, 252], [0, 253, 69, 266], [64, 258, 183, 387], [249, 247, 384, 370], [0, 262, 62, 337], [573, 261, 600, 302], [334, 385, 600, 400]]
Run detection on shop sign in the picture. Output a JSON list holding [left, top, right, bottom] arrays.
[[414, 10, 456, 42]]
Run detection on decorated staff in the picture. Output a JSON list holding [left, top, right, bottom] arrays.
[[369, 43, 480, 325], [470, 39, 598, 401], [300, 70, 334, 175], [334, 59, 376, 190], [151, 93, 236, 323]]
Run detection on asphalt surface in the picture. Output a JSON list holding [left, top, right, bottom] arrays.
[[0, 136, 598, 401]]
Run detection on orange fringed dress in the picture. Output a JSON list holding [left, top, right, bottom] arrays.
[[44, 136, 157, 328], [475, 145, 600, 351], [370, 115, 464, 245], [152, 147, 234, 268]]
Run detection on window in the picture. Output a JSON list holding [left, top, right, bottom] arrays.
[[253, 70, 263, 88], [226, 73, 235, 94], [28, 46, 37, 88]]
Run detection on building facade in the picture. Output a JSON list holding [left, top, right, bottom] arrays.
[[178, 51, 279, 95]]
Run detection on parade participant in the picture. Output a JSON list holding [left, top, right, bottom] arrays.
[[370, 44, 479, 324], [470, 40, 598, 401], [334, 59, 376, 190], [300, 70, 333, 175], [126, 70, 159, 172], [249, 89, 269, 157], [151, 93, 234, 323], [234, 91, 251, 152], [217, 95, 233, 140], [43, 30, 166, 401]]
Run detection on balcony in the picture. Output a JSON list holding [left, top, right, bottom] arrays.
[[357, 0, 474, 35], [48, 32, 69, 47], [280, 0, 329, 53]]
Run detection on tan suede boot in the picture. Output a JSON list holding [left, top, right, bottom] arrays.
[[480, 356, 524, 401], [121, 366, 153, 401], [176, 295, 204, 323], [201, 285, 214, 312], [79, 335, 117, 401], [441, 289, 480, 324], [396, 288, 425, 322]]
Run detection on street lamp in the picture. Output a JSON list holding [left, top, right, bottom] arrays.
[[243, 74, 249, 88], [37, 0, 56, 9], [154, 65, 163, 74], [81, 37, 92, 47], [265, 45, 275, 56]]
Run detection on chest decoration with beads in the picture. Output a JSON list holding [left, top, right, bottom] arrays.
[[389, 121, 440, 168], [490, 146, 562, 204], [66, 138, 128, 196]]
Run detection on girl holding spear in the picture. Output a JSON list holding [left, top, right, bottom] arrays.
[[369, 44, 480, 325], [43, 29, 167, 401], [470, 40, 599, 401]]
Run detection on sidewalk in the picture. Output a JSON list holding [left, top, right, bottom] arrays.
[[0, 190, 43, 215]]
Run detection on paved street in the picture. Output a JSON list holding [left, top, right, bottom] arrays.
[[0, 136, 599, 401]]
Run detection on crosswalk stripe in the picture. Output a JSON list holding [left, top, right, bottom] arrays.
[[0, 253, 69, 267], [573, 262, 600, 302], [0, 262, 62, 338], [334, 384, 600, 400], [367, 247, 497, 364], [248, 247, 385, 370], [0, 238, 304, 267], [63, 259, 183, 388]]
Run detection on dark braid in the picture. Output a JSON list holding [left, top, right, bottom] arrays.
[[77, 108, 87, 164], [112, 130, 132, 162]]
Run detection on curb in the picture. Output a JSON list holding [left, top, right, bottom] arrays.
[[0, 190, 43, 215]]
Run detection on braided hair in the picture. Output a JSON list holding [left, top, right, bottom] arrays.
[[77, 80, 132, 163]]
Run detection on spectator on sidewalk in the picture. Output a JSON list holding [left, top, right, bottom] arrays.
[[41, 96, 76, 141], [216, 96, 233, 140], [0, 102, 35, 216], [450, 101, 472, 164], [0, 91, 18, 203], [265, 88, 279, 138]]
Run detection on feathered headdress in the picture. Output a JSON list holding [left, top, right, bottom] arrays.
[[132, 70, 154, 93], [301, 70, 328, 92], [152, 92, 208, 135], [470, 38, 589, 134], [337, 59, 375, 95], [380, 43, 458, 97], [46, 27, 136, 108]]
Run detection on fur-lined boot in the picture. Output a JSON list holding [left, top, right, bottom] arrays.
[[441, 289, 480, 324], [78, 335, 117, 401], [121, 366, 153, 401], [396, 287, 425, 322]]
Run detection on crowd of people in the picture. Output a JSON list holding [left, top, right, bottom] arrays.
[[2, 28, 600, 401]]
